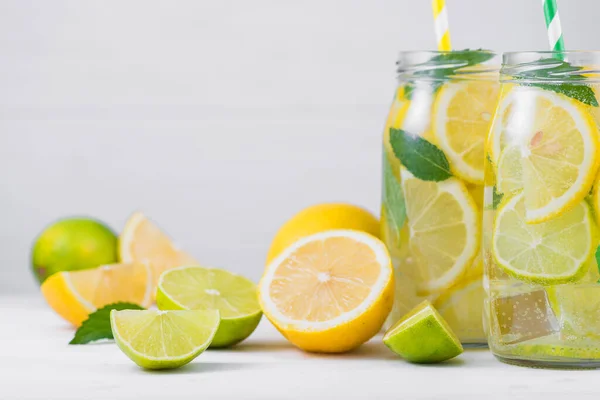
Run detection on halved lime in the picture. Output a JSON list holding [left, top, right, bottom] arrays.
[[110, 309, 219, 370], [383, 300, 463, 363], [493, 193, 595, 284], [156, 266, 262, 348]]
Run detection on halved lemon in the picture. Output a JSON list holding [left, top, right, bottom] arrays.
[[41, 262, 152, 326], [401, 168, 480, 295], [495, 87, 600, 223], [433, 276, 485, 343], [119, 212, 198, 288], [493, 192, 595, 284], [258, 230, 393, 353], [433, 80, 500, 184]]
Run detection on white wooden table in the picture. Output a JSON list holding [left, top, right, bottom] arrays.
[[2, 295, 599, 400]]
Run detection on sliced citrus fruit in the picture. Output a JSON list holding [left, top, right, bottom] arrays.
[[259, 229, 393, 353], [156, 266, 262, 348], [496, 145, 523, 195], [119, 212, 197, 288], [41, 262, 152, 326], [487, 84, 517, 165], [493, 192, 595, 284], [401, 168, 480, 295], [266, 203, 379, 264], [111, 309, 219, 370], [383, 300, 463, 363], [433, 80, 500, 184], [433, 276, 485, 343], [497, 88, 600, 223], [546, 283, 600, 340]]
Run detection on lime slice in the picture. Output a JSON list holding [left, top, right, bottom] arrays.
[[156, 266, 262, 348], [110, 309, 219, 370], [493, 192, 595, 284], [383, 300, 463, 363], [507, 337, 600, 361]]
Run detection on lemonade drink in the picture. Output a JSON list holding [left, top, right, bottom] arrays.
[[381, 50, 500, 345], [484, 51, 600, 367]]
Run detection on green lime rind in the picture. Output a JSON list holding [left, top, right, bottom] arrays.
[[110, 309, 220, 370], [506, 340, 600, 361], [383, 300, 463, 363], [32, 218, 118, 283], [492, 193, 595, 285], [156, 266, 262, 348]]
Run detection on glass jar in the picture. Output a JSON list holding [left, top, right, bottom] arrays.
[[484, 51, 600, 368], [381, 50, 499, 346]]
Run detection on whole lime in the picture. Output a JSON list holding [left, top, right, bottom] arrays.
[[31, 218, 118, 284]]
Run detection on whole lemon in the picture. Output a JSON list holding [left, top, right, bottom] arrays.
[[266, 203, 380, 264], [31, 217, 118, 283]]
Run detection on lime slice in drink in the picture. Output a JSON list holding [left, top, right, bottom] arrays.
[[493, 193, 594, 284], [383, 300, 463, 363], [156, 266, 262, 348], [110, 309, 219, 370], [508, 337, 600, 361], [546, 282, 600, 339]]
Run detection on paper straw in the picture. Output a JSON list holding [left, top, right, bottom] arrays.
[[542, 0, 565, 52], [432, 0, 452, 51]]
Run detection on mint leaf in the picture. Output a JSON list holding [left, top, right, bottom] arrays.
[[492, 186, 504, 210], [69, 303, 145, 345], [389, 128, 452, 181], [512, 58, 598, 107], [382, 153, 406, 239], [404, 49, 494, 100]]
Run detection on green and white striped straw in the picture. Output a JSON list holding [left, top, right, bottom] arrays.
[[542, 0, 565, 52]]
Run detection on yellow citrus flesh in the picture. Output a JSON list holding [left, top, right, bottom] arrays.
[[41, 262, 152, 326], [266, 204, 380, 264], [119, 212, 197, 288], [487, 84, 516, 165], [259, 230, 393, 353], [401, 168, 480, 295], [494, 87, 600, 223], [433, 80, 500, 184], [434, 276, 485, 343]]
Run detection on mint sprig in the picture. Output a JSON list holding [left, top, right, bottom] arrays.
[[389, 128, 452, 181], [403, 49, 495, 100], [69, 303, 145, 345], [382, 154, 406, 238], [511, 58, 598, 107]]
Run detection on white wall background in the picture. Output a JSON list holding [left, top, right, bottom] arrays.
[[1, 0, 598, 293]]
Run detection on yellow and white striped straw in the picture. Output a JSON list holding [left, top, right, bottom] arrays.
[[432, 0, 452, 51]]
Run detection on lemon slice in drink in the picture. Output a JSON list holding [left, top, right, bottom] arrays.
[[487, 84, 517, 165], [41, 262, 153, 326], [401, 168, 480, 294], [111, 309, 220, 370], [259, 230, 393, 353], [497, 88, 599, 223], [119, 212, 198, 288], [493, 192, 595, 284], [496, 145, 524, 195], [156, 266, 262, 348], [383, 300, 463, 363], [433, 80, 500, 184], [434, 276, 485, 343]]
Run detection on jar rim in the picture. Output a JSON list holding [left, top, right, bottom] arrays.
[[396, 50, 499, 82], [501, 51, 600, 83]]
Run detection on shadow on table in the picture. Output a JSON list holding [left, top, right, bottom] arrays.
[[142, 361, 253, 375]]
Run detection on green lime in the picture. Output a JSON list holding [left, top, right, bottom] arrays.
[[111, 309, 220, 370], [508, 338, 600, 361], [492, 193, 594, 284], [383, 300, 463, 363], [156, 266, 262, 348], [32, 217, 118, 283]]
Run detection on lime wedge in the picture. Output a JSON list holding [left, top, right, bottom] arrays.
[[156, 266, 262, 348], [383, 300, 463, 363], [110, 309, 219, 370], [493, 193, 594, 284]]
